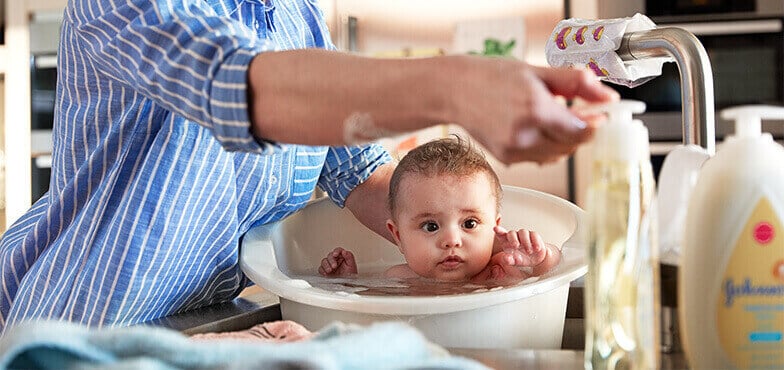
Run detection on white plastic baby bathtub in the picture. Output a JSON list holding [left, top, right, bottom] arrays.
[[241, 186, 587, 349]]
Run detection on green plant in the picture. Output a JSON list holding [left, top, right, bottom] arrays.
[[468, 38, 517, 58]]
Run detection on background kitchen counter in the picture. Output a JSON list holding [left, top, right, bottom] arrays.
[[145, 286, 690, 369]]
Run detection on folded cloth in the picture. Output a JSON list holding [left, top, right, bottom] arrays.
[[0, 320, 488, 370], [545, 13, 672, 88], [189, 320, 314, 343]]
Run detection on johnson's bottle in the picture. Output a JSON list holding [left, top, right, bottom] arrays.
[[681, 105, 784, 369]]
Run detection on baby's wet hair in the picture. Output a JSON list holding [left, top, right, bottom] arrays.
[[388, 135, 502, 217]]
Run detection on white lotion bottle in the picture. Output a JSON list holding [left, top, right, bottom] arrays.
[[681, 105, 784, 369], [584, 100, 660, 370]]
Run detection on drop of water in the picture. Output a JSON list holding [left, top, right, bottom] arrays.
[[286, 279, 312, 289], [522, 276, 540, 284]]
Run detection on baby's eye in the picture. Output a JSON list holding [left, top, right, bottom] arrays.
[[421, 222, 439, 233], [463, 219, 478, 229]]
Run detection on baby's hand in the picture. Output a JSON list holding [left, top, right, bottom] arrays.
[[488, 251, 526, 281], [471, 251, 527, 283], [318, 247, 358, 277], [493, 226, 549, 267]]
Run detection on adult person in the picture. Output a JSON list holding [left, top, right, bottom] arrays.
[[0, 0, 617, 332]]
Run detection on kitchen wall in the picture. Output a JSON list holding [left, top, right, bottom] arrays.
[[319, 0, 571, 199], [322, 0, 563, 66]]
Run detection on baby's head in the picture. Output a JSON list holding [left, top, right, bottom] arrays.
[[386, 136, 502, 281]]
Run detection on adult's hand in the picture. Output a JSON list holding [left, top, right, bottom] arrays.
[[448, 57, 617, 164]]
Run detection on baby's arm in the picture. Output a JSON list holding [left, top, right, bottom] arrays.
[[319, 247, 358, 277]]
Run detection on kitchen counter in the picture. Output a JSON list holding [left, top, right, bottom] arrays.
[[146, 288, 690, 369], [144, 290, 281, 335], [449, 348, 688, 369]]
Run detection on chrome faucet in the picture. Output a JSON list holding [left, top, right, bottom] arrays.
[[617, 28, 716, 155]]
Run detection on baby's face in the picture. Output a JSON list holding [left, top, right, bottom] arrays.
[[387, 172, 499, 281]]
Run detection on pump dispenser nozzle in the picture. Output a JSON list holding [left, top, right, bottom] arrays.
[[588, 99, 648, 162], [582, 100, 646, 124], [721, 105, 784, 138], [602, 100, 647, 125]]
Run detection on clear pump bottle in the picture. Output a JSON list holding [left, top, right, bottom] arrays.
[[584, 100, 660, 370]]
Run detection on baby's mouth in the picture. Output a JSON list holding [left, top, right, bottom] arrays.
[[439, 255, 464, 269]]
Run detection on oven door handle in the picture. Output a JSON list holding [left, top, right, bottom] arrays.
[[34, 55, 58, 69], [664, 19, 782, 36]]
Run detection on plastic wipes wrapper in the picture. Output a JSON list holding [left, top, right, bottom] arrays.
[[545, 13, 673, 88]]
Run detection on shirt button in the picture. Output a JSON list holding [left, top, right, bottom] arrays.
[[269, 176, 277, 184]]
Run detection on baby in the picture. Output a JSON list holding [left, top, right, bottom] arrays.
[[319, 136, 561, 283]]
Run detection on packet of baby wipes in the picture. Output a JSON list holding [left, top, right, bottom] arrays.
[[545, 13, 672, 88]]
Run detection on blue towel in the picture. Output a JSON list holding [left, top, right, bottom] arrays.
[[0, 320, 488, 370]]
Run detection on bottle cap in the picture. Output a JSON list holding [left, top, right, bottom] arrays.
[[721, 105, 784, 138]]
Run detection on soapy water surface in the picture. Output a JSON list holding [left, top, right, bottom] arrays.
[[292, 268, 542, 297]]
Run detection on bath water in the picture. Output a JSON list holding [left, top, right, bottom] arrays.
[[293, 271, 541, 297]]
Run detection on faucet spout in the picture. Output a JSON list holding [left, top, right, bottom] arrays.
[[617, 27, 716, 155]]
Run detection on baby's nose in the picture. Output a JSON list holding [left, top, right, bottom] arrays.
[[440, 229, 462, 249]]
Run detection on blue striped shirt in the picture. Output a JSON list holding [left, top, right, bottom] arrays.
[[0, 0, 391, 332]]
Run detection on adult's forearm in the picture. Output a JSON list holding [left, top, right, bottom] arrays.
[[248, 48, 619, 164], [247, 49, 453, 146], [343, 162, 397, 244]]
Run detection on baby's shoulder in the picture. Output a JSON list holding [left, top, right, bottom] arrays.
[[383, 264, 418, 279]]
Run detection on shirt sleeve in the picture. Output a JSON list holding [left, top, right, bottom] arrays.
[[317, 143, 393, 208], [65, 0, 274, 153]]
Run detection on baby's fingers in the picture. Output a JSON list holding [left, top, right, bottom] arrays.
[[495, 226, 520, 247], [518, 229, 532, 254], [495, 225, 519, 253], [530, 231, 545, 253], [319, 258, 334, 275], [494, 227, 521, 252], [491, 265, 503, 280], [342, 250, 356, 266]]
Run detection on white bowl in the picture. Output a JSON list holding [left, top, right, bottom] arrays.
[[241, 185, 587, 349]]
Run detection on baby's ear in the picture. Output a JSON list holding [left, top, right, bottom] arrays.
[[495, 215, 501, 227], [386, 220, 401, 246]]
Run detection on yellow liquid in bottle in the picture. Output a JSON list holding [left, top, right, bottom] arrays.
[[585, 160, 659, 370]]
